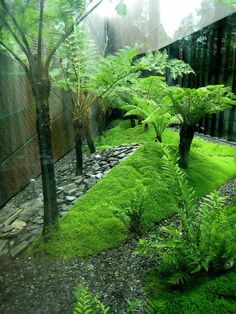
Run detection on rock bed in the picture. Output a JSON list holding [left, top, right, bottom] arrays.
[[0, 144, 139, 260]]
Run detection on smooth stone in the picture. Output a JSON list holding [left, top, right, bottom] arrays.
[[10, 241, 28, 258], [74, 177, 83, 185], [3, 209, 22, 226], [95, 173, 103, 179], [110, 161, 119, 167], [0, 239, 8, 251], [1, 228, 23, 238], [1, 225, 13, 233], [11, 219, 27, 230], [19, 200, 43, 222], [31, 228, 42, 236], [67, 188, 78, 196], [63, 183, 77, 194], [33, 217, 44, 225], [57, 198, 64, 205], [75, 192, 83, 198], [118, 153, 127, 159], [27, 224, 41, 231], [65, 195, 76, 203], [56, 186, 64, 192], [18, 232, 32, 242], [0, 248, 8, 258], [77, 184, 86, 192], [60, 204, 69, 211]]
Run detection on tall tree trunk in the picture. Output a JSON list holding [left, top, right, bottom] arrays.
[[31, 73, 58, 231], [86, 131, 96, 154], [178, 124, 195, 169], [84, 119, 96, 154], [74, 119, 83, 175]]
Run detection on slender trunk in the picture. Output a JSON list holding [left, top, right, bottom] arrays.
[[86, 131, 96, 154], [138, 116, 142, 125], [31, 73, 58, 231], [178, 124, 195, 169], [130, 118, 136, 128], [74, 119, 83, 175], [84, 118, 96, 154]]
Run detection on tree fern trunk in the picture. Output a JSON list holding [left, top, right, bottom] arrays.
[[31, 73, 58, 231], [85, 123, 96, 154], [178, 124, 195, 169], [74, 120, 83, 175], [130, 118, 136, 128]]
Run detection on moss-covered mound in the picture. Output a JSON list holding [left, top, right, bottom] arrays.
[[147, 271, 236, 314], [36, 126, 236, 257]]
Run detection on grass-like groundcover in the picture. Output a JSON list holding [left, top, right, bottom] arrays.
[[34, 121, 236, 257], [146, 270, 236, 314]]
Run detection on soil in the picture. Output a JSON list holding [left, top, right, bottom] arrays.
[[0, 237, 157, 314]]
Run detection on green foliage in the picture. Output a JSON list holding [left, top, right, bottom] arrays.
[[126, 298, 143, 313], [146, 271, 236, 314], [219, 0, 236, 8], [94, 49, 193, 105], [73, 284, 110, 314], [168, 85, 236, 125], [115, 0, 128, 16], [138, 149, 236, 285], [135, 50, 194, 79], [51, 25, 99, 94], [122, 95, 176, 143], [0, 0, 87, 64], [112, 184, 147, 235], [32, 127, 236, 258]]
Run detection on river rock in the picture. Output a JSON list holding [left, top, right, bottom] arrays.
[[11, 219, 27, 231], [10, 241, 28, 258], [19, 199, 43, 222], [63, 183, 77, 194], [65, 196, 76, 204], [1, 225, 13, 233], [0, 239, 8, 251]]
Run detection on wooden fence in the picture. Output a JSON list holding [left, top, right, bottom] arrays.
[[163, 13, 236, 141]]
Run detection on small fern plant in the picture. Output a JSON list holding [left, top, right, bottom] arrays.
[[110, 184, 147, 235], [73, 284, 110, 314], [138, 147, 236, 285]]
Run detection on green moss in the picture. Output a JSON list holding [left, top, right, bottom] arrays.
[[147, 271, 236, 314], [36, 129, 236, 257]]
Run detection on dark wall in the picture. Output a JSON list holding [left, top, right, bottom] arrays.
[[162, 13, 236, 141], [0, 52, 75, 207]]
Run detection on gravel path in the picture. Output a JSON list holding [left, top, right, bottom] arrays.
[[0, 237, 157, 314]]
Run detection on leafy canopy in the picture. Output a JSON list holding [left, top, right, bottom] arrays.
[[166, 85, 236, 124], [0, 0, 88, 64]]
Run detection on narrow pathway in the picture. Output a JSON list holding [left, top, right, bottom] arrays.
[[0, 237, 156, 314]]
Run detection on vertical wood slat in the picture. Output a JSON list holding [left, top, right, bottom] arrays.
[[162, 12, 236, 141]]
